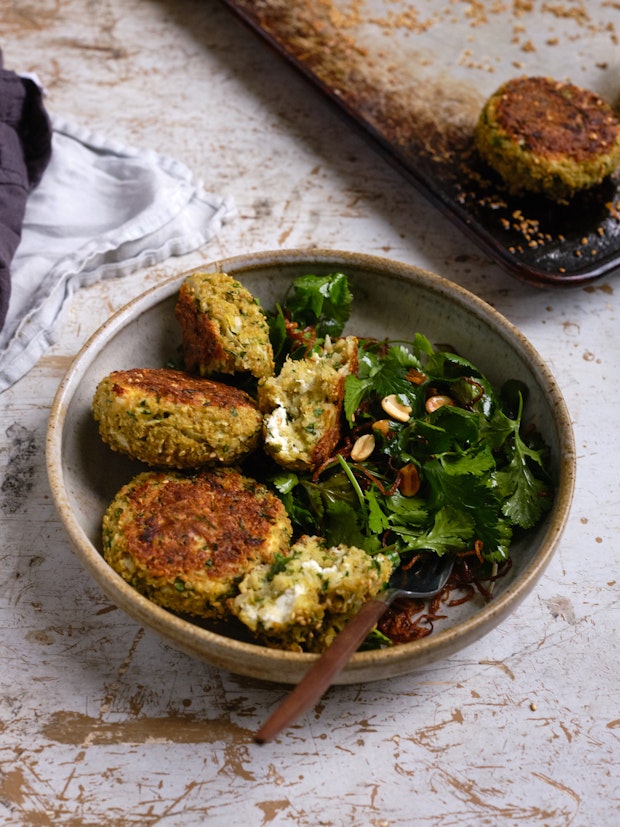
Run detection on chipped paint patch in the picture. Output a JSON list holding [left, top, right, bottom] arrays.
[[0, 423, 38, 514], [41, 710, 253, 746], [480, 660, 516, 680], [544, 595, 578, 625]]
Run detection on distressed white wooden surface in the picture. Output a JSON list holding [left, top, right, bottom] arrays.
[[1, 1, 618, 824]]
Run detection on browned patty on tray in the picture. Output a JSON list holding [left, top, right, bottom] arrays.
[[474, 76, 620, 200]]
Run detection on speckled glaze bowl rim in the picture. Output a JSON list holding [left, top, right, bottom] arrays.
[[46, 248, 576, 684]]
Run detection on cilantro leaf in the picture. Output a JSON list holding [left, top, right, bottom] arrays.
[[267, 303, 289, 364], [481, 407, 518, 451], [270, 470, 299, 496], [393, 505, 475, 556], [323, 499, 366, 548], [344, 374, 373, 423], [478, 515, 514, 563], [423, 449, 513, 559], [414, 334, 479, 379], [493, 395, 554, 529], [284, 272, 352, 338], [366, 486, 391, 534], [431, 443, 496, 480], [384, 490, 428, 526], [496, 456, 552, 529], [426, 405, 484, 449]]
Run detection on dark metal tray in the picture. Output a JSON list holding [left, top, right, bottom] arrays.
[[222, 0, 620, 287]]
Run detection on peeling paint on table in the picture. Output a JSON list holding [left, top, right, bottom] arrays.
[[0, 1, 618, 825]]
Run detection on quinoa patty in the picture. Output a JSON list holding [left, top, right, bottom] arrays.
[[229, 534, 394, 652], [258, 336, 358, 473], [176, 271, 275, 380], [102, 467, 293, 619], [92, 367, 262, 468], [474, 76, 620, 200]]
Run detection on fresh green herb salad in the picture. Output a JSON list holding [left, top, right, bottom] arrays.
[[263, 272, 554, 597]]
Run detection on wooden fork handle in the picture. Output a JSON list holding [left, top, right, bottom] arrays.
[[254, 597, 390, 744]]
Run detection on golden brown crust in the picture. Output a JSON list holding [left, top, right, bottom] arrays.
[[102, 468, 293, 618], [492, 76, 620, 163], [175, 286, 228, 374], [102, 367, 257, 410], [475, 76, 620, 199], [92, 367, 262, 468], [113, 469, 287, 579], [175, 272, 275, 379]]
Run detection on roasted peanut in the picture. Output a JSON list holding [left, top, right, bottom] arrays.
[[350, 433, 375, 461], [425, 394, 455, 413], [372, 419, 392, 436], [399, 464, 421, 497], [381, 394, 412, 422], [406, 368, 427, 385]]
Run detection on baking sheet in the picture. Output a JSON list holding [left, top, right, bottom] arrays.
[[222, 0, 620, 287]]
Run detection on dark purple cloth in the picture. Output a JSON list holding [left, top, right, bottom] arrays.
[[0, 50, 52, 331]]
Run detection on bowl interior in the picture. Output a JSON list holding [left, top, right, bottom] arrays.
[[47, 250, 576, 684]]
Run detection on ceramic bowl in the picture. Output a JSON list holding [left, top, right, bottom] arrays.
[[46, 249, 576, 684]]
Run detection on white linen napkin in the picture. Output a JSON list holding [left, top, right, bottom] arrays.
[[0, 114, 235, 393]]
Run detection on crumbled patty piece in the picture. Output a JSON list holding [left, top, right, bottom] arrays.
[[102, 467, 293, 619], [229, 535, 394, 652], [258, 336, 358, 472], [175, 271, 275, 379], [474, 76, 620, 200], [92, 367, 262, 468]]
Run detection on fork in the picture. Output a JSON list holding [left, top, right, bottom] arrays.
[[254, 553, 454, 743]]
